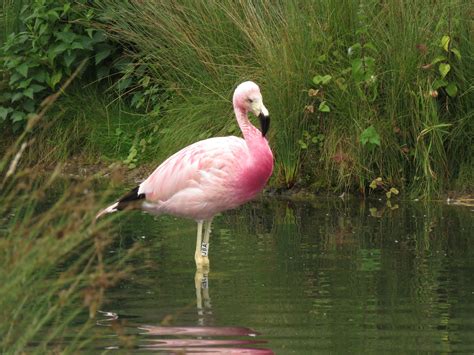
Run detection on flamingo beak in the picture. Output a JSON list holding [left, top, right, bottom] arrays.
[[259, 113, 270, 137]]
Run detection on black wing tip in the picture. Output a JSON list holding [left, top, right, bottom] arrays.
[[116, 186, 145, 211]]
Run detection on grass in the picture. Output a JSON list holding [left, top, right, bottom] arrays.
[[97, 0, 473, 196], [0, 73, 137, 352]]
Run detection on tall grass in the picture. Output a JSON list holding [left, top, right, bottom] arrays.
[[97, 0, 472, 196], [0, 75, 135, 352], [0, 0, 23, 42]]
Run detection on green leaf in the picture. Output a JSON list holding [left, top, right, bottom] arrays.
[[432, 78, 448, 90], [95, 47, 112, 65], [318, 101, 330, 112], [450, 48, 461, 60], [313, 74, 332, 85], [351, 58, 363, 82], [23, 88, 34, 99], [431, 55, 446, 65], [360, 126, 381, 147], [445, 82, 458, 97], [11, 111, 26, 122], [316, 54, 327, 63], [47, 72, 62, 89], [55, 31, 76, 44], [11, 92, 23, 103], [16, 63, 29, 77], [52, 42, 68, 55], [117, 77, 132, 91], [440, 35, 450, 52], [0, 106, 13, 121], [363, 42, 377, 52], [17, 78, 33, 89], [63, 52, 76, 68], [22, 99, 35, 113], [439, 63, 450, 78]]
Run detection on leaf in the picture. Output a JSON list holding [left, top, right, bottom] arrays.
[[439, 63, 450, 78], [360, 126, 381, 147], [16, 63, 29, 77], [450, 48, 461, 60], [389, 187, 399, 195], [23, 88, 34, 99], [52, 42, 68, 55], [432, 78, 448, 90], [364, 42, 377, 52], [11, 111, 26, 122], [117, 77, 132, 91], [32, 71, 46, 83], [0, 106, 13, 121], [318, 101, 330, 112], [445, 82, 458, 97], [63, 52, 76, 68], [386, 191, 392, 199], [440, 35, 450, 52], [55, 31, 76, 44], [11, 92, 23, 103], [351, 58, 364, 82], [95, 47, 112, 65], [431, 55, 446, 65], [316, 54, 327, 62], [48, 72, 62, 89], [369, 180, 378, 190]]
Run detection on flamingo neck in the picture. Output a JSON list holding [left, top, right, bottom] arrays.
[[234, 106, 260, 142]]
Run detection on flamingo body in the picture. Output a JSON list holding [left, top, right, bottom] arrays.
[[96, 81, 273, 268]]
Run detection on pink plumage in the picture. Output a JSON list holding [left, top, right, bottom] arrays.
[[96, 81, 273, 268]]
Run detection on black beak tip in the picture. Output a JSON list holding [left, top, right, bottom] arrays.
[[259, 113, 270, 137]]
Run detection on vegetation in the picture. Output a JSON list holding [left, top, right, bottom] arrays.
[[1, 0, 473, 197], [0, 59, 137, 353]]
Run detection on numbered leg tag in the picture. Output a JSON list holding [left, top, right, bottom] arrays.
[[201, 274, 209, 289], [201, 243, 209, 257]]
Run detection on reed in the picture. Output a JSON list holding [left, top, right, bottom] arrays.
[[97, 0, 472, 196]]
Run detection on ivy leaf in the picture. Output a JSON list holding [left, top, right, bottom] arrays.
[[11, 92, 23, 103], [439, 63, 450, 78], [16, 63, 29, 77], [318, 101, 331, 112], [0, 106, 13, 121], [23, 88, 34, 99], [445, 82, 458, 97], [11, 111, 26, 123]]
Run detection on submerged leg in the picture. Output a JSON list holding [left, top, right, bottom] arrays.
[[194, 220, 204, 268]]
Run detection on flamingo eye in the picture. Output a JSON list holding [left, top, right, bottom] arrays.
[[247, 98, 254, 103]]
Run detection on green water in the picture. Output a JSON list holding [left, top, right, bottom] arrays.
[[96, 197, 474, 353]]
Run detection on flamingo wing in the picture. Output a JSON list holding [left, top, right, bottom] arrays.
[[137, 136, 248, 217]]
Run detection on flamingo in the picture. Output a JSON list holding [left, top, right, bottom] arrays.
[[96, 81, 273, 269]]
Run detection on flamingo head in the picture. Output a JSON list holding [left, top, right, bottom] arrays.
[[233, 81, 270, 137]]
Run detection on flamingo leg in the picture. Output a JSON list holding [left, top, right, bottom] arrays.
[[194, 220, 204, 268], [201, 218, 213, 257]]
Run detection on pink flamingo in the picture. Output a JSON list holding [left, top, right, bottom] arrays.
[[96, 81, 273, 268]]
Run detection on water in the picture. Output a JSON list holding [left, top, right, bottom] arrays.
[[96, 197, 474, 353]]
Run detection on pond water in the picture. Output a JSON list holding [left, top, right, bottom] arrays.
[[96, 197, 474, 353]]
